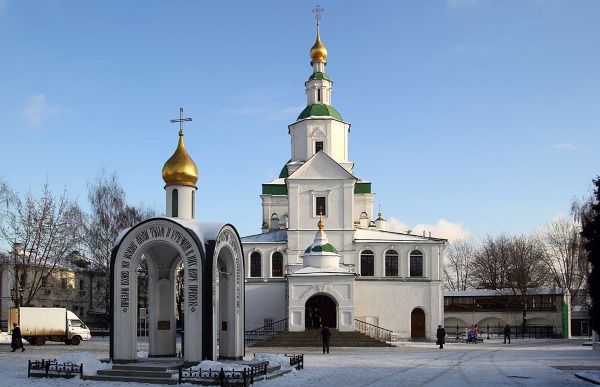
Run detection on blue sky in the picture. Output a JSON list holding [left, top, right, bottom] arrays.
[[1, 0, 598, 244]]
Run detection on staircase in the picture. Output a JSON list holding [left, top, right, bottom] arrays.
[[250, 328, 394, 348], [82, 361, 181, 385], [82, 357, 293, 385]]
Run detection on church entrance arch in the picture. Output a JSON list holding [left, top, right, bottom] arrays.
[[411, 308, 426, 338], [305, 294, 336, 329]]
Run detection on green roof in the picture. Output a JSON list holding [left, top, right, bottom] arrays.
[[297, 104, 343, 121], [354, 182, 372, 194], [264, 182, 370, 195], [305, 243, 338, 254], [262, 183, 288, 195], [308, 72, 330, 81]]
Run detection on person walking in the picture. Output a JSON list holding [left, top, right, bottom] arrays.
[[503, 324, 511, 344], [321, 325, 331, 354], [436, 325, 446, 349], [11, 322, 24, 352]]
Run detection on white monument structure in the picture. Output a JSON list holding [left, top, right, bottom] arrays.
[[241, 8, 448, 340], [110, 109, 245, 363]]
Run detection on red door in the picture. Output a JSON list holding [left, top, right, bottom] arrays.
[[411, 308, 426, 338]]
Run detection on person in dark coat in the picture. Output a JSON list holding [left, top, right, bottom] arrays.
[[321, 325, 331, 353], [436, 325, 446, 349], [11, 322, 24, 352], [503, 324, 511, 344]]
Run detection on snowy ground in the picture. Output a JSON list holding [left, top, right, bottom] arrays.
[[1, 333, 600, 386]]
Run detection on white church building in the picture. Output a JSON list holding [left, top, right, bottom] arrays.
[[241, 19, 447, 340]]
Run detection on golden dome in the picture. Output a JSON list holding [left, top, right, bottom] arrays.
[[162, 130, 198, 187], [310, 22, 327, 63]]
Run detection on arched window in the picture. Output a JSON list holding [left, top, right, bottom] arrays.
[[172, 189, 179, 217], [360, 250, 374, 276], [410, 250, 424, 277], [385, 250, 398, 276], [250, 252, 262, 277], [272, 252, 283, 277]]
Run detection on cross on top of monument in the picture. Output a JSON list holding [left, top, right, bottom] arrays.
[[312, 4, 325, 22], [170, 107, 192, 134]]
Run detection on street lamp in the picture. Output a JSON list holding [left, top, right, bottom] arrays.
[[10, 287, 23, 307]]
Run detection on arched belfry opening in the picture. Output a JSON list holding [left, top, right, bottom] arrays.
[[110, 218, 245, 363]]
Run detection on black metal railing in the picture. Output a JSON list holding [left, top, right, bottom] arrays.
[[28, 359, 83, 379], [178, 363, 267, 386], [445, 324, 558, 340], [286, 353, 304, 370], [354, 319, 393, 342], [245, 318, 288, 344]]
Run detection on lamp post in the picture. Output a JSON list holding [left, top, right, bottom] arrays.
[[10, 287, 23, 307]]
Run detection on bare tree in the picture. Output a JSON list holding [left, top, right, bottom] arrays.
[[0, 181, 83, 307], [538, 215, 588, 305], [505, 234, 551, 326], [0, 177, 13, 215], [470, 234, 512, 290], [83, 168, 157, 326], [444, 239, 476, 290], [175, 261, 185, 329], [0, 178, 15, 272]]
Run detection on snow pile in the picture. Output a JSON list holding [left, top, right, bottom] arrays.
[[136, 351, 149, 358], [252, 352, 293, 371], [196, 360, 249, 371], [0, 332, 10, 343], [56, 352, 111, 375]]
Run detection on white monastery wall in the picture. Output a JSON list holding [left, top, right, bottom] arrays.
[[355, 281, 443, 339], [244, 282, 287, 330]]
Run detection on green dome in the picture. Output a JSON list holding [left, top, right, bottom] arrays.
[[279, 160, 292, 178], [308, 72, 330, 81], [297, 104, 343, 121], [304, 243, 338, 254]]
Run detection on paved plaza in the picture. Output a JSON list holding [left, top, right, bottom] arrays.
[[1, 337, 599, 386]]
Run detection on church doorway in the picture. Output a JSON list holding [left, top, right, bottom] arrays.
[[411, 308, 426, 338], [305, 294, 336, 329]]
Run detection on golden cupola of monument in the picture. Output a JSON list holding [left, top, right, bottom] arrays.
[[162, 129, 198, 187], [310, 22, 328, 63]]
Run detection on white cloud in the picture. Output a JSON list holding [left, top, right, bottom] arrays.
[[21, 92, 72, 125], [550, 142, 577, 151], [387, 217, 471, 242], [447, 0, 482, 8]]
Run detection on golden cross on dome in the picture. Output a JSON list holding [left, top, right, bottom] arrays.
[[318, 212, 324, 231], [170, 107, 192, 133], [312, 4, 325, 22]]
